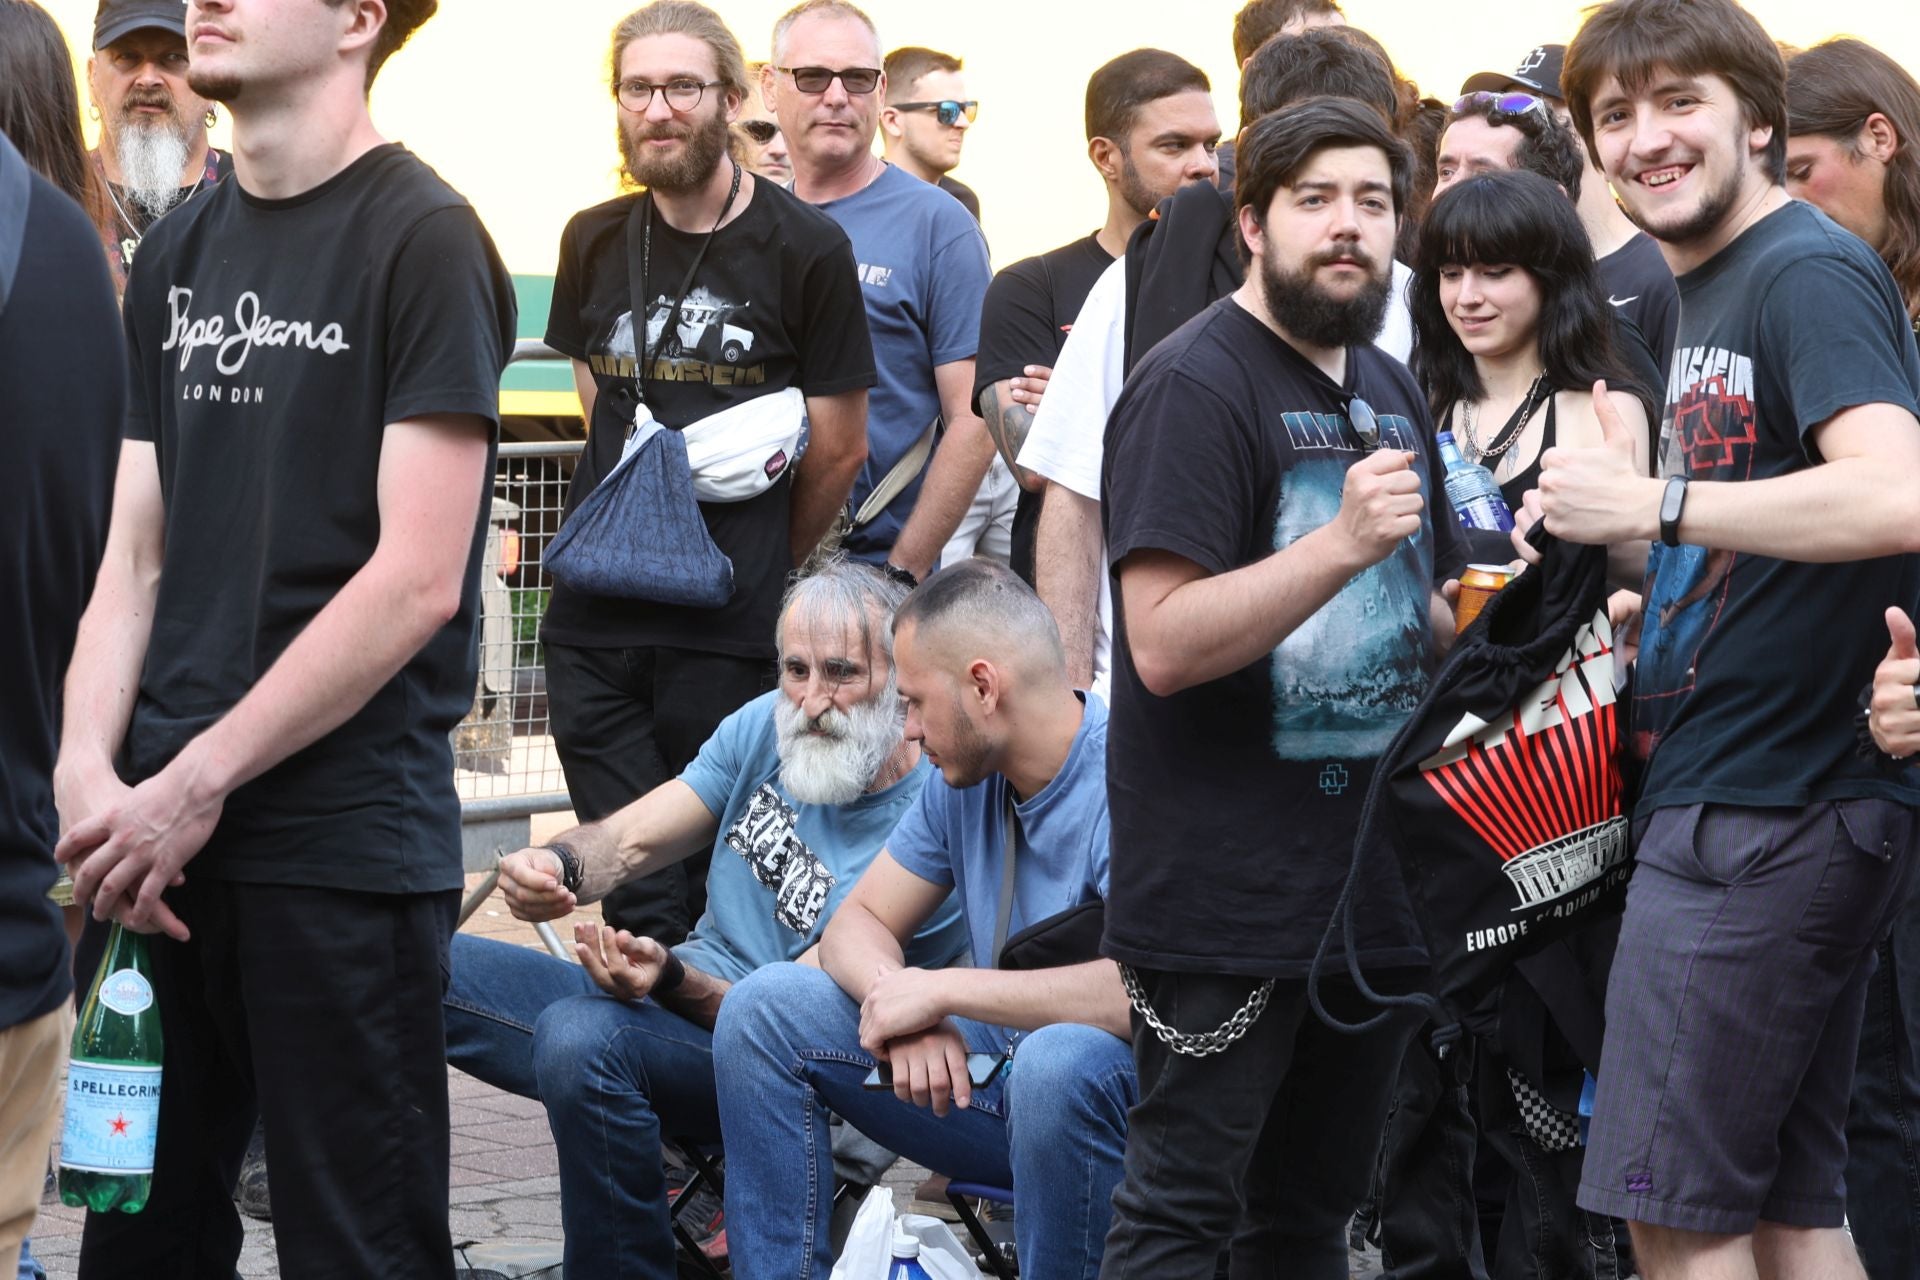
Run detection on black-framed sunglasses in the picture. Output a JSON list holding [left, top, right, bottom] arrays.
[[1452, 90, 1550, 122], [616, 78, 726, 113], [778, 65, 882, 95], [1348, 396, 1382, 451], [893, 99, 979, 127], [738, 119, 781, 144]]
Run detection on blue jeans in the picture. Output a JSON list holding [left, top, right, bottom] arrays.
[[714, 962, 1135, 1280], [1849, 898, 1920, 1280], [16, 1238, 44, 1280], [443, 934, 721, 1280]]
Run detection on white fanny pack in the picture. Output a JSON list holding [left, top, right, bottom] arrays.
[[676, 386, 806, 503]]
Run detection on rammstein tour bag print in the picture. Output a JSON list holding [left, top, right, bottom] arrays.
[[1313, 526, 1632, 1033]]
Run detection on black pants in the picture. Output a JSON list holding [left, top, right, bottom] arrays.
[[1849, 898, 1920, 1280], [544, 641, 773, 943], [1371, 1031, 1488, 1280], [1099, 969, 1420, 1280], [78, 880, 459, 1280]]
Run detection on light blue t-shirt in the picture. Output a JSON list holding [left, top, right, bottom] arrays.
[[673, 691, 967, 983], [886, 694, 1110, 1018], [815, 163, 991, 561]]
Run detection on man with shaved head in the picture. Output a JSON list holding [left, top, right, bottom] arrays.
[[716, 559, 1132, 1280]]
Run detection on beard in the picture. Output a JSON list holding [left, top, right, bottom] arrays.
[[1259, 245, 1393, 350], [1118, 147, 1170, 218], [1622, 150, 1746, 249], [620, 110, 731, 194], [114, 110, 193, 217], [773, 684, 907, 806]]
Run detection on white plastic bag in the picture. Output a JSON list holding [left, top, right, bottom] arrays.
[[830, 1186, 979, 1279]]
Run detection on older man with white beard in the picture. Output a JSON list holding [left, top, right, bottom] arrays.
[[85, 0, 228, 288], [443, 557, 965, 1280]]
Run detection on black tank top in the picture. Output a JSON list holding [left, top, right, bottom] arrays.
[[1497, 391, 1557, 508]]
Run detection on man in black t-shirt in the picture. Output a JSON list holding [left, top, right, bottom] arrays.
[[53, 4, 516, 1276], [542, 2, 875, 945], [84, 0, 231, 290], [974, 49, 1219, 587], [1544, 3, 1920, 1272], [1097, 98, 1467, 1277], [0, 134, 122, 1280]]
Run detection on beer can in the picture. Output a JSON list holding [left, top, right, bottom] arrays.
[[48, 869, 75, 907], [1456, 563, 1517, 631]]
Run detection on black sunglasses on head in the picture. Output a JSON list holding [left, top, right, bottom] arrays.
[[778, 65, 881, 95], [739, 119, 781, 143]]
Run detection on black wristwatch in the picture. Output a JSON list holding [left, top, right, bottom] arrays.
[[1658, 475, 1690, 547], [654, 949, 688, 994], [542, 842, 584, 895]]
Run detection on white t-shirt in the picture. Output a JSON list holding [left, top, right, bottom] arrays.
[[1017, 256, 1415, 698]]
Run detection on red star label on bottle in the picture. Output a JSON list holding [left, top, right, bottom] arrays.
[[110, 1114, 129, 1136]]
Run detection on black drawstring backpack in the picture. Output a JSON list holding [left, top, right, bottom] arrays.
[[1310, 527, 1633, 1051]]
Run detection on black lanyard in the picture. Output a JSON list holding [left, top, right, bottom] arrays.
[[624, 158, 742, 403]]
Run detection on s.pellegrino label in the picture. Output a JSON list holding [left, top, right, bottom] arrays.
[[59, 923, 163, 1214]]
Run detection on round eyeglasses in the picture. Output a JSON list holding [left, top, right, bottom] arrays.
[[617, 78, 725, 113]]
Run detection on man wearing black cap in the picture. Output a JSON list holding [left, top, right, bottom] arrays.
[[1460, 43, 1678, 380], [86, 0, 229, 290]]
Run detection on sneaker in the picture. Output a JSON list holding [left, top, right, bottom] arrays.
[[235, 1144, 271, 1221]]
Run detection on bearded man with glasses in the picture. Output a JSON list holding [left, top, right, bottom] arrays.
[[766, 0, 995, 588], [537, 1, 877, 955]]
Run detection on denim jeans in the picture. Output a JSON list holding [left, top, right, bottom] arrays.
[[714, 962, 1135, 1280], [15, 1238, 43, 1280], [1849, 898, 1920, 1280], [443, 933, 721, 1280]]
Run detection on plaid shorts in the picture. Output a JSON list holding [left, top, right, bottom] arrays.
[[1578, 800, 1920, 1234]]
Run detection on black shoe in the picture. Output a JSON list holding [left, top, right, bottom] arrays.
[[235, 1130, 271, 1221]]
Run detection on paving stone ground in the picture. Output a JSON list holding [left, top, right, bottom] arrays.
[[26, 830, 1384, 1279]]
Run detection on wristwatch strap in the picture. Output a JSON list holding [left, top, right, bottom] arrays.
[[1659, 475, 1690, 547], [543, 842, 584, 895]]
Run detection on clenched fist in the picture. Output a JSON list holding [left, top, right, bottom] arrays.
[[1333, 449, 1424, 567]]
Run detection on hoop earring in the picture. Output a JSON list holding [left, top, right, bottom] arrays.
[[205, 107, 218, 128]]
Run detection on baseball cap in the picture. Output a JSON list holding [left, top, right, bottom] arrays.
[[93, 0, 188, 51], [1460, 44, 1566, 103]]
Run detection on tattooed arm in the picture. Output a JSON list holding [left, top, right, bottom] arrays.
[[981, 376, 1047, 493]]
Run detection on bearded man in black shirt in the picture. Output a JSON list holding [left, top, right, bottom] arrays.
[[974, 48, 1219, 586], [540, 1, 875, 947], [84, 0, 230, 289], [1097, 97, 1466, 1277], [54, 0, 517, 1275]]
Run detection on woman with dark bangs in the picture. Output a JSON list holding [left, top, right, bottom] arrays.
[[1410, 168, 1653, 511]]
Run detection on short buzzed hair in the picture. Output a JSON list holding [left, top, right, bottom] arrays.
[[1085, 48, 1211, 144], [771, 0, 879, 65], [893, 559, 1067, 677], [1232, 0, 1344, 65], [884, 46, 960, 102]]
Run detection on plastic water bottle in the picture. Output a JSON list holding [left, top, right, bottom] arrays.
[[58, 924, 163, 1213], [889, 1233, 935, 1280], [1435, 431, 1515, 533]]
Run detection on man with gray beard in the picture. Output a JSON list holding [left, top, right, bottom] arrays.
[[443, 557, 966, 1280], [85, 0, 228, 288]]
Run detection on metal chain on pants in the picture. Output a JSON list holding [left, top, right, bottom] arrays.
[[1120, 964, 1276, 1057]]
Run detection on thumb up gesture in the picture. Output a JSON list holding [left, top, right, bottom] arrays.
[[1869, 607, 1920, 759], [1536, 380, 1653, 546]]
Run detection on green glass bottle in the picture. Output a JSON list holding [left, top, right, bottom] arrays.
[[58, 923, 162, 1213]]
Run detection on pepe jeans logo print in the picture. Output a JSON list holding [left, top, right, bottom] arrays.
[[163, 287, 352, 375], [725, 784, 836, 934]]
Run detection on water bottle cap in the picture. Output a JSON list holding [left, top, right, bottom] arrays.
[[892, 1233, 920, 1258]]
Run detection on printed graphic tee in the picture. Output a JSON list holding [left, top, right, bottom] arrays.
[[119, 144, 517, 893], [1103, 298, 1467, 977], [814, 163, 991, 560], [673, 691, 967, 981], [973, 233, 1114, 583], [543, 179, 875, 657], [1634, 202, 1920, 814]]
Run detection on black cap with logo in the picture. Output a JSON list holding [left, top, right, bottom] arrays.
[[93, 0, 188, 51], [1460, 44, 1567, 103]]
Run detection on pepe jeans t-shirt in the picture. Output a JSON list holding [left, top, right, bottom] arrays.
[[1102, 298, 1466, 977], [119, 144, 517, 893]]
